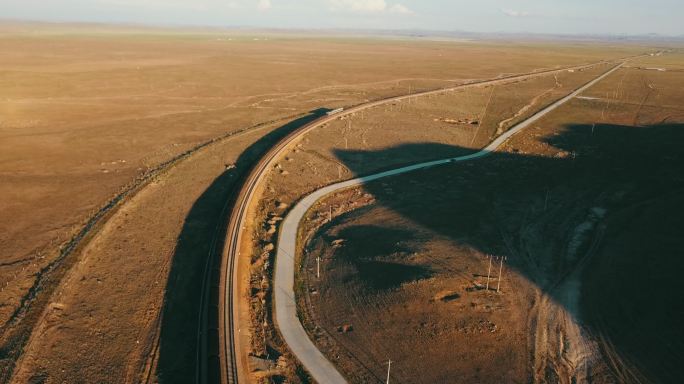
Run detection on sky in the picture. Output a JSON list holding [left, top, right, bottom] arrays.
[[1, 0, 682, 36]]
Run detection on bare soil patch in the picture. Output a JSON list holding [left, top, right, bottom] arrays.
[[295, 62, 684, 383], [0, 24, 655, 382], [241, 61, 633, 382]]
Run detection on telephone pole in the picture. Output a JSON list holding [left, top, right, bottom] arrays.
[[544, 188, 550, 211], [386, 359, 392, 384], [496, 257, 506, 293], [486, 255, 492, 291]]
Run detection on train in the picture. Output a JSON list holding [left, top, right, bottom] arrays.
[[326, 107, 344, 116]]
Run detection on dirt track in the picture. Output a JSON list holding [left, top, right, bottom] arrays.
[[271, 63, 622, 383], [1, 26, 668, 383], [296, 55, 684, 383], [7, 117, 310, 383]]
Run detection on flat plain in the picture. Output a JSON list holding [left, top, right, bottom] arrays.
[[0, 22, 674, 384], [292, 52, 684, 383]]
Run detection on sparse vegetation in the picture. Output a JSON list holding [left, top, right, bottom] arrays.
[[288, 57, 684, 383], [1, 20, 681, 384]]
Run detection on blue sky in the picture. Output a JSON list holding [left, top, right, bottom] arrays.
[[1, 0, 682, 35]]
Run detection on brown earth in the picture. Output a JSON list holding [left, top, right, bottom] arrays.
[[294, 54, 684, 383], [7, 118, 306, 384], [242, 62, 640, 381], [0, 25, 641, 330], [255, 63, 612, 215], [0, 21, 661, 383]]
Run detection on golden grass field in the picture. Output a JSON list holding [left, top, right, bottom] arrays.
[[0, 22, 671, 383]]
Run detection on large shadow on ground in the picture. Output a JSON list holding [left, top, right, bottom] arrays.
[[332, 123, 684, 383], [155, 109, 330, 384], [329, 225, 431, 290]]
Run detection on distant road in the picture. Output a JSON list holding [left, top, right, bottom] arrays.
[[272, 62, 624, 383], [215, 58, 631, 384]]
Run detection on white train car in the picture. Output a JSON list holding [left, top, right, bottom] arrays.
[[326, 107, 344, 116]]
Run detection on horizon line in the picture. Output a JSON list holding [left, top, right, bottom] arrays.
[[2, 18, 684, 42]]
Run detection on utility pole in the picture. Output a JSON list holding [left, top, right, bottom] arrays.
[[544, 188, 550, 211], [316, 256, 320, 279], [497, 257, 506, 293], [486, 255, 492, 291], [471, 85, 495, 146], [386, 359, 392, 384]]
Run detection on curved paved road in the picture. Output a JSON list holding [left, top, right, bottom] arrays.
[[273, 62, 624, 384]]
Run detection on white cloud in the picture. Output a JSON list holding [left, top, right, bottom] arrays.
[[329, 0, 386, 12], [257, 0, 271, 11], [501, 9, 531, 17], [389, 4, 412, 14], [99, 0, 209, 11], [329, 0, 412, 14]]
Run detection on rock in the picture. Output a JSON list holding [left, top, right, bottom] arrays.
[[263, 243, 274, 252], [49, 302, 66, 311], [434, 290, 461, 302], [331, 239, 345, 247], [554, 150, 571, 159], [276, 356, 288, 369], [249, 356, 275, 372]]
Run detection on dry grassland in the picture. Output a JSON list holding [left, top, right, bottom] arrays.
[[293, 54, 684, 383], [0, 22, 654, 383], [244, 63, 632, 381]]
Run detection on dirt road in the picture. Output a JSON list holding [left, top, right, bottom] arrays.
[[272, 63, 624, 383], [216, 58, 627, 384]]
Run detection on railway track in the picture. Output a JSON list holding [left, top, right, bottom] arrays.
[[273, 62, 625, 383], [0, 106, 313, 384], [212, 59, 632, 383]]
